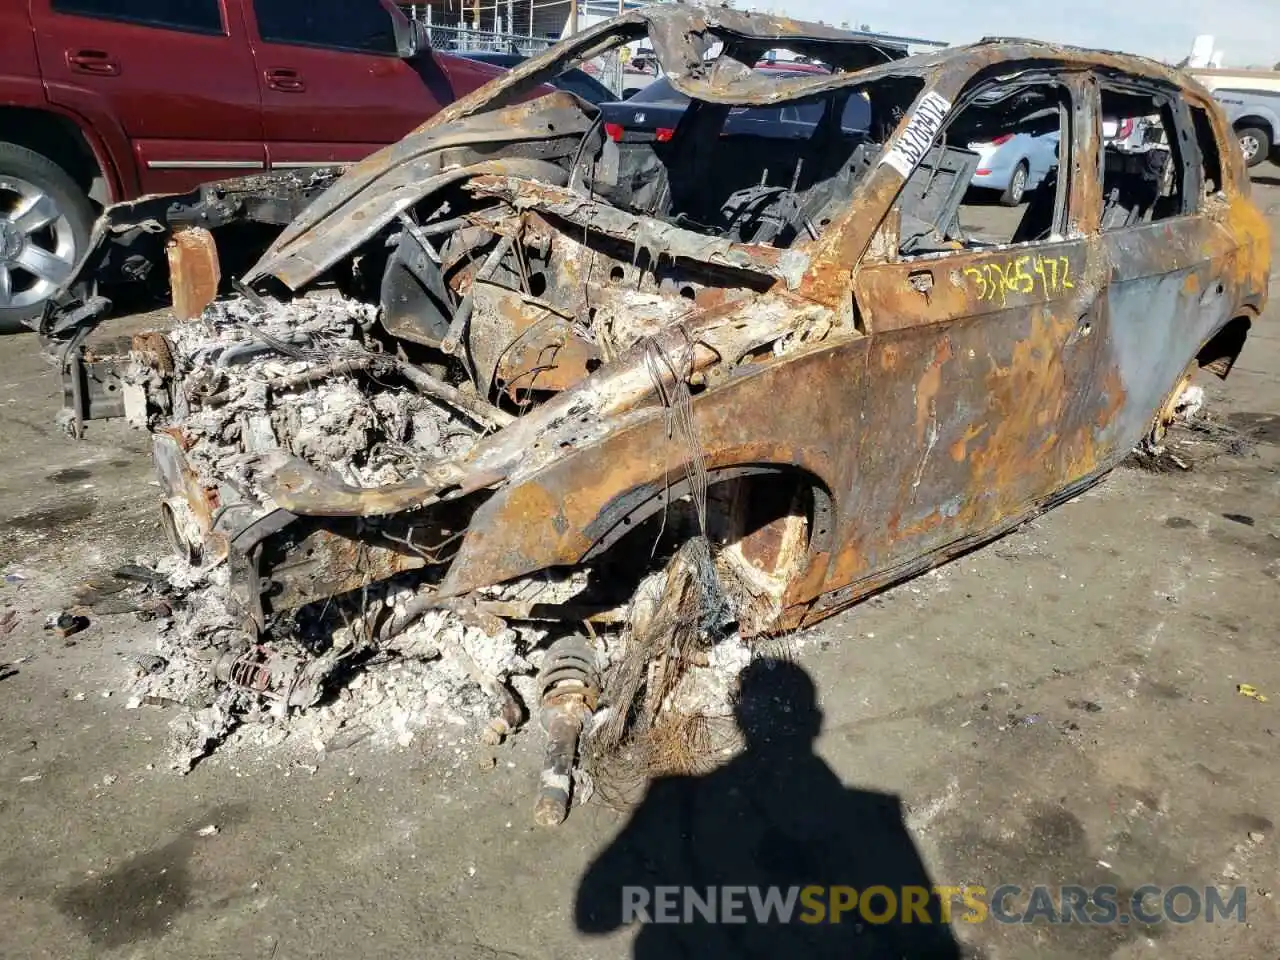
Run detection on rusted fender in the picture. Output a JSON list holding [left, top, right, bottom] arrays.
[[436, 344, 846, 600]]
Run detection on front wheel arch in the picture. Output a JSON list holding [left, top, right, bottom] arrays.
[[577, 465, 838, 635], [581, 464, 836, 564]]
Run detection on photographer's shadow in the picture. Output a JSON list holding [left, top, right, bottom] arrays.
[[575, 657, 965, 959]]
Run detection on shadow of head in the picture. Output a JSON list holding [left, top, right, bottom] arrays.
[[732, 656, 823, 749]]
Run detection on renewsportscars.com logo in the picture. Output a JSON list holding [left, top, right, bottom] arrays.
[[621, 884, 1249, 926]]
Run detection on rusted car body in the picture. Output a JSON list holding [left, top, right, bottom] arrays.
[[95, 6, 1268, 646]]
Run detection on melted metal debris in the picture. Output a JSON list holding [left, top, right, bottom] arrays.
[[135, 561, 541, 771], [122, 293, 525, 770], [121, 293, 758, 776]]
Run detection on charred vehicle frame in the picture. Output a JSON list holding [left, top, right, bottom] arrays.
[[37, 6, 1270, 811]]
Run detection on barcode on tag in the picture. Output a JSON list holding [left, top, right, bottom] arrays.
[[879, 91, 953, 177]]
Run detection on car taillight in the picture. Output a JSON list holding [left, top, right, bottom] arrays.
[[1118, 118, 1134, 140], [655, 127, 675, 142], [975, 168, 993, 175], [604, 122, 624, 142], [991, 133, 1014, 145]]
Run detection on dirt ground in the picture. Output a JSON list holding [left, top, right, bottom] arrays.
[[1, 168, 1279, 960]]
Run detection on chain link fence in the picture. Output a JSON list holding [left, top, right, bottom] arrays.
[[403, 8, 630, 96], [415, 22, 556, 56]]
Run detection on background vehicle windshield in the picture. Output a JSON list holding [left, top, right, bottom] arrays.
[[629, 78, 689, 105]]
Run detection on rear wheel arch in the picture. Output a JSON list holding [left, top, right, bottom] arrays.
[[1232, 114, 1277, 138], [1196, 314, 1251, 380], [0, 106, 111, 200]]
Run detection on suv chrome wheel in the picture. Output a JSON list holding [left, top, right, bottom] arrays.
[[1239, 133, 1261, 163], [0, 176, 78, 311]]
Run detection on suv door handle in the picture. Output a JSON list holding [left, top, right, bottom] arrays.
[[68, 50, 120, 76], [265, 69, 306, 93]]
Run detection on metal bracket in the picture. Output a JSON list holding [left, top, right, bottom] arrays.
[[60, 349, 127, 436]]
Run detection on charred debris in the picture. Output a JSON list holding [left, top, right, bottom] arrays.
[[35, 8, 924, 819], [33, 8, 1256, 820]]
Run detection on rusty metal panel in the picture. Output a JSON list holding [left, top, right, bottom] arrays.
[[853, 239, 1098, 333], [468, 284, 603, 398], [167, 227, 220, 322], [258, 525, 426, 613]]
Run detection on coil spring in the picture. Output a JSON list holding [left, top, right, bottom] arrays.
[[538, 635, 599, 709], [226, 652, 273, 692]]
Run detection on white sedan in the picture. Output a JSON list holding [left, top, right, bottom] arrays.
[[967, 130, 1060, 206]]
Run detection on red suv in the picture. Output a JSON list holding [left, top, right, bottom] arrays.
[[0, 0, 509, 331]]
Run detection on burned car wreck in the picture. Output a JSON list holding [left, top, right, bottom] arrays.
[[41, 7, 1270, 819]]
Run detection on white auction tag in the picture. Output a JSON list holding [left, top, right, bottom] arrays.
[[880, 90, 953, 177]]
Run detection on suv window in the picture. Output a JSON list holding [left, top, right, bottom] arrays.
[[52, 0, 222, 34], [254, 0, 397, 55], [893, 81, 1070, 256], [1099, 86, 1190, 228], [1191, 106, 1224, 196]]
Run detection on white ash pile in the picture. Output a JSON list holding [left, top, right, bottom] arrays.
[[129, 560, 551, 772], [129, 293, 477, 491], [125, 544, 762, 776]]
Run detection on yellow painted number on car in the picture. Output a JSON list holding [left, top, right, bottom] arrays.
[[966, 254, 1076, 304]]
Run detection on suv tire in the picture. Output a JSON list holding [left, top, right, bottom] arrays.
[[0, 142, 94, 334], [1236, 125, 1272, 169]]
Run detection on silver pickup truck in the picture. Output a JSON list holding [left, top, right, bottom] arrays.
[[1214, 87, 1280, 168]]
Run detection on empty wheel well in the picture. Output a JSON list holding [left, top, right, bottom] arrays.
[[1197, 315, 1251, 379], [583, 465, 835, 563], [0, 107, 104, 198], [576, 465, 834, 633]]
